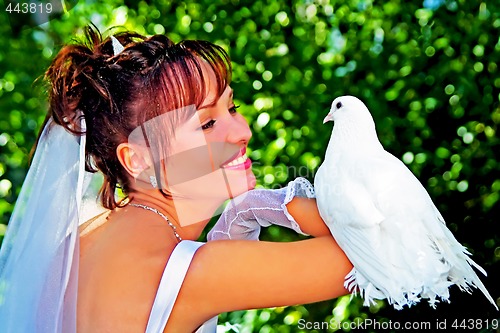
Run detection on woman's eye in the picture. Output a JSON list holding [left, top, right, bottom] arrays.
[[229, 105, 240, 114], [201, 119, 216, 130]]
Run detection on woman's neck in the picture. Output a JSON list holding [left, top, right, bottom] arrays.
[[327, 117, 383, 155], [128, 191, 223, 241]]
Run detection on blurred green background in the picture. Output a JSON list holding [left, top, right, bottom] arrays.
[[0, 0, 499, 331]]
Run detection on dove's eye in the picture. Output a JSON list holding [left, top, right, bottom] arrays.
[[336, 102, 343, 109]]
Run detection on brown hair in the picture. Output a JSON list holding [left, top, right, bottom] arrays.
[[43, 25, 231, 209]]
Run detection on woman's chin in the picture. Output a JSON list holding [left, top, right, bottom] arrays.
[[223, 171, 256, 199], [247, 173, 257, 191]]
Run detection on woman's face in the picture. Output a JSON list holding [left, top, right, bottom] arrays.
[[148, 69, 255, 226], [164, 83, 256, 197], [126, 63, 255, 225]]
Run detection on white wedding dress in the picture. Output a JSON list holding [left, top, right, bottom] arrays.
[[145, 240, 218, 333]]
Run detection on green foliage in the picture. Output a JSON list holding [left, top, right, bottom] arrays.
[[1, 0, 499, 331]]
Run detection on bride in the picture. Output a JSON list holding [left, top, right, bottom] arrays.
[[0, 26, 351, 332]]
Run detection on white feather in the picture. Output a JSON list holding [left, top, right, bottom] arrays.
[[111, 36, 125, 56], [315, 95, 498, 310]]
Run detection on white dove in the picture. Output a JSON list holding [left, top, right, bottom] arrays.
[[314, 95, 498, 310]]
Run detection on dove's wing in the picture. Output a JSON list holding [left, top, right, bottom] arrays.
[[317, 147, 496, 308], [316, 149, 451, 307], [315, 151, 402, 303], [371, 150, 496, 307]]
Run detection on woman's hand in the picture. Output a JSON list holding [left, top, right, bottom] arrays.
[[208, 177, 330, 241]]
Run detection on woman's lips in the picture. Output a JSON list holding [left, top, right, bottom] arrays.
[[221, 147, 252, 170]]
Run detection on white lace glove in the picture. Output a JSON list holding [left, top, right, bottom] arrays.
[[207, 177, 316, 241]]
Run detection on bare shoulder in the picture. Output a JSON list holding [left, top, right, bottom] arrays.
[[167, 237, 352, 331], [79, 210, 109, 237], [78, 210, 178, 333]]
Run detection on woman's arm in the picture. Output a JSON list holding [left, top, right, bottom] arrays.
[[286, 196, 331, 237], [168, 236, 352, 329]]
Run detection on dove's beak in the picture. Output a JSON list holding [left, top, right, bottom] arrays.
[[323, 113, 334, 124]]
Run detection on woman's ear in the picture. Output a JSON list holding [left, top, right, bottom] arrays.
[[116, 143, 151, 180]]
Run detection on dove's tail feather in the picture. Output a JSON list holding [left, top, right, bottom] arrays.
[[344, 267, 459, 310], [432, 226, 499, 311], [342, 224, 498, 311], [448, 252, 498, 311], [465, 272, 498, 311]]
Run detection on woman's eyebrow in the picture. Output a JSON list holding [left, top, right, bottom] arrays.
[[198, 100, 217, 110]]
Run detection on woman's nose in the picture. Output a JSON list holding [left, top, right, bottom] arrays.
[[225, 114, 252, 145]]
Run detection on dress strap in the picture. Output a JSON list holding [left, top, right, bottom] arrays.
[[145, 240, 204, 333]]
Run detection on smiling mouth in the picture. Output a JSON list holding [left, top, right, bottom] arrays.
[[223, 153, 248, 167], [220, 147, 250, 168]]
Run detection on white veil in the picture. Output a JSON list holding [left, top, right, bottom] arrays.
[[0, 117, 87, 332]]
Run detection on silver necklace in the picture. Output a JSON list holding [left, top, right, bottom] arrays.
[[129, 203, 182, 243]]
